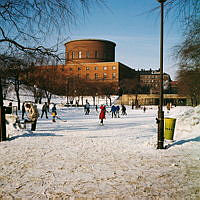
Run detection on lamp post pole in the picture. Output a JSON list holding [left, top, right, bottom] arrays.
[[157, 0, 166, 149]]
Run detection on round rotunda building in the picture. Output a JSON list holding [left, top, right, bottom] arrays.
[[65, 39, 116, 64]]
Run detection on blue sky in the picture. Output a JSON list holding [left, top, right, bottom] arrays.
[[50, 0, 184, 80]]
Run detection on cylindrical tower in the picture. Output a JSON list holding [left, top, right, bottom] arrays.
[[65, 39, 116, 64]]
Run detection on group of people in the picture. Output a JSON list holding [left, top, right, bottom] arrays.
[[110, 104, 127, 116], [111, 105, 120, 118], [20, 101, 128, 130], [98, 104, 127, 125]]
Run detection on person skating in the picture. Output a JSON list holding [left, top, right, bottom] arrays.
[[132, 101, 134, 110], [116, 105, 120, 118], [85, 100, 90, 115], [121, 104, 127, 115], [99, 105, 106, 125], [110, 105, 116, 118], [52, 104, 57, 122], [24, 103, 39, 131], [41, 102, 48, 119]]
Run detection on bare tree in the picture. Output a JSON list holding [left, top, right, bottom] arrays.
[[86, 82, 99, 105], [155, 0, 199, 29], [174, 19, 200, 106], [0, 54, 34, 109], [98, 82, 117, 106], [120, 78, 139, 95], [177, 68, 200, 106], [174, 20, 200, 70], [0, 0, 105, 140], [0, 0, 104, 57]]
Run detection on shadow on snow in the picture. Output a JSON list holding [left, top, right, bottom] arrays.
[[167, 136, 200, 148], [9, 131, 63, 141]]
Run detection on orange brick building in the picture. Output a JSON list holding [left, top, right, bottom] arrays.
[[34, 39, 138, 95], [64, 39, 137, 84]]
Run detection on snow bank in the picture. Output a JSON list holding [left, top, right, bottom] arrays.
[[1, 102, 200, 199]]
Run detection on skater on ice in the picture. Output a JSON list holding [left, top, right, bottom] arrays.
[[99, 104, 106, 125], [52, 104, 57, 122], [41, 102, 48, 119]]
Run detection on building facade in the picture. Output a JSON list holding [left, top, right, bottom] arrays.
[[139, 69, 171, 94], [30, 39, 177, 98], [32, 39, 138, 95], [65, 39, 116, 64], [63, 39, 137, 85]]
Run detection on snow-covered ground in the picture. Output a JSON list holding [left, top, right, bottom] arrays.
[[1, 101, 200, 199]]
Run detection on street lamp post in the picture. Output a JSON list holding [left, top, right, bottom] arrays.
[[156, 0, 167, 149]]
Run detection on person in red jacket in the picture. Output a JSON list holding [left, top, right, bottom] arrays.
[[99, 105, 106, 125]]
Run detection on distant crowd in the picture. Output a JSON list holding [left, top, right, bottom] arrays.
[[6, 99, 150, 131]]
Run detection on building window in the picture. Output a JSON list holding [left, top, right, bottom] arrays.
[[94, 66, 98, 70], [112, 66, 116, 70], [78, 51, 82, 58], [95, 73, 98, 80], [86, 51, 90, 58], [112, 73, 116, 79], [72, 51, 75, 59], [86, 73, 89, 80], [103, 73, 107, 79], [95, 51, 98, 58], [103, 66, 107, 70], [78, 67, 81, 71], [86, 67, 90, 70]]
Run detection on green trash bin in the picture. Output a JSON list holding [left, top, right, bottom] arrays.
[[164, 118, 176, 140]]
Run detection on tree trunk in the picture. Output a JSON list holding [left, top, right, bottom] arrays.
[[81, 96, 84, 105], [15, 81, 21, 110], [0, 78, 6, 141], [45, 90, 52, 105], [17, 92, 20, 110], [109, 97, 112, 106], [93, 96, 95, 106], [39, 97, 42, 104]]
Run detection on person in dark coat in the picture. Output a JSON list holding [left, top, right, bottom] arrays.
[[41, 102, 48, 119], [95, 105, 98, 112], [121, 104, 127, 115], [99, 105, 106, 125], [116, 105, 120, 118], [85, 100, 90, 115], [110, 105, 116, 118], [131, 101, 134, 109]]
